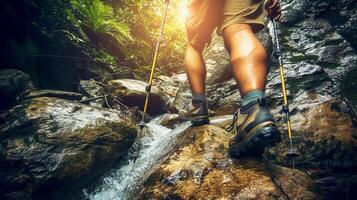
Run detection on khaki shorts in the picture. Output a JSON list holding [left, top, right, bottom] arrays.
[[186, 0, 266, 50]]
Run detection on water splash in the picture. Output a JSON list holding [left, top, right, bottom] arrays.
[[87, 115, 190, 200]]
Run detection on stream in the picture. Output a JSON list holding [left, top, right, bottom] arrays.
[[86, 115, 191, 200]]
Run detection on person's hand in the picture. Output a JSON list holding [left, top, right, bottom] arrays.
[[264, 0, 282, 21]]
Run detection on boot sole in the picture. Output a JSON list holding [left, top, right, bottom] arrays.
[[229, 126, 281, 157]]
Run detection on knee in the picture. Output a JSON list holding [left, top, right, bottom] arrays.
[[185, 44, 204, 61], [186, 43, 204, 55], [223, 24, 266, 61]]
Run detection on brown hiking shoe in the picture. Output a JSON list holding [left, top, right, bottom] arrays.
[[229, 98, 281, 157], [179, 100, 210, 125]]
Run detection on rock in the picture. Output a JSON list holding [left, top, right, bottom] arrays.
[[207, 79, 240, 115], [0, 97, 137, 199], [139, 125, 319, 199], [106, 79, 168, 115], [158, 114, 183, 129], [204, 34, 232, 85], [25, 90, 83, 101], [278, 0, 357, 107], [266, 163, 320, 199], [171, 80, 192, 113], [157, 74, 186, 112], [266, 99, 357, 169], [210, 115, 233, 129], [78, 80, 105, 107], [78, 80, 103, 97], [0, 69, 35, 110]]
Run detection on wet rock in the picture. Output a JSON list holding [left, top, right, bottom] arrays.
[[207, 79, 240, 115], [25, 90, 83, 101], [278, 0, 357, 106], [0, 97, 137, 199], [157, 74, 186, 112], [78, 80, 105, 107], [266, 163, 320, 199], [171, 80, 191, 113], [139, 125, 318, 199], [158, 114, 183, 129], [106, 79, 168, 115], [209, 115, 233, 129], [266, 99, 357, 170], [0, 69, 35, 110], [204, 34, 232, 85], [305, 0, 357, 49]]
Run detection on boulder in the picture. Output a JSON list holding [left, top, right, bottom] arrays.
[[266, 99, 357, 169], [106, 79, 168, 115], [0, 97, 137, 199], [265, 99, 357, 199], [157, 74, 186, 112], [207, 79, 240, 115], [0, 69, 35, 110], [139, 125, 318, 199], [171, 80, 192, 113], [25, 90, 83, 101], [266, 163, 320, 200], [78, 80, 105, 107], [158, 113, 184, 129], [204, 34, 232, 85]]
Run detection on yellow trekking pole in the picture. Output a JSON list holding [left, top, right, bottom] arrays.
[[271, 19, 300, 168], [131, 0, 170, 160]]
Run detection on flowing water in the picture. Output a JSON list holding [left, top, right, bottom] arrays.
[[86, 115, 191, 200]]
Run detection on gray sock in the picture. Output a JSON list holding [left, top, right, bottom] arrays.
[[192, 93, 206, 104], [242, 90, 264, 107]]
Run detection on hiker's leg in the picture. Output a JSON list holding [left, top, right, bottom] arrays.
[[184, 44, 206, 94], [222, 24, 267, 97], [221, 0, 281, 157], [185, 0, 223, 95]]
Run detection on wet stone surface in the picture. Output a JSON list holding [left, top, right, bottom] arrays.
[[139, 125, 318, 200], [0, 97, 137, 199]]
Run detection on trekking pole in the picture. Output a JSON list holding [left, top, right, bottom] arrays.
[[132, 0, 170, 160], [271, 19, 300, 168]]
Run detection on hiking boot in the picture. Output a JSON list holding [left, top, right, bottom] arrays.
[[179, 100, 210, 125], [229, 98, 281, 157]]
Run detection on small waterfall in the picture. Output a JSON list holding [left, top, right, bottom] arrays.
[[87, 115, 190, 200]]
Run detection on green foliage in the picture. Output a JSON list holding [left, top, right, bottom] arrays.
[[70, 0, 132, 43], [3, 0, 188, 77], [114, 0, 187, 75]]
